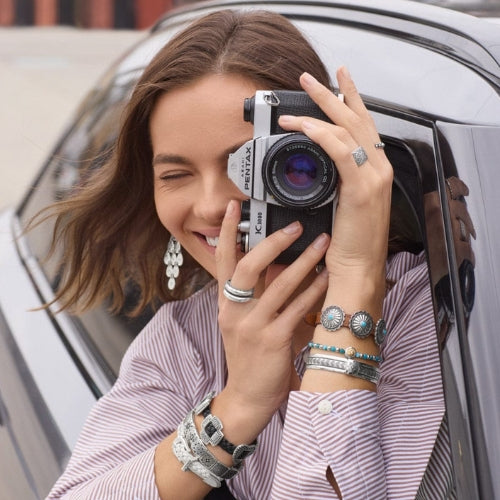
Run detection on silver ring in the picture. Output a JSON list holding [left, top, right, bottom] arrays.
[[351, 146, 368, 166], [223, 279, 254, 303], [374, 142, 385, 149]]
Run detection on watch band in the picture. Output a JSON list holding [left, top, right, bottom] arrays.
[[182, 411, 243, 480], [194, 392, 258, 463]]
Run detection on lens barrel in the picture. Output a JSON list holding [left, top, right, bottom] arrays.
[[262, 133, 337, 208]]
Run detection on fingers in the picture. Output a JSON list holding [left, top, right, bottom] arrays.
[[303, 68, 378, 147], [216, 200, 241, 301], [271, 266, 329, 333], [278, 69, 393, 189], [281, 69, 386, 162], [255, 233, 330, 317], [219, 215, 330, 320], [226, 220, 303, 292]]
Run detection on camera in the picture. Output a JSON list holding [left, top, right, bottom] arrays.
[[228, 90, 339, 264]]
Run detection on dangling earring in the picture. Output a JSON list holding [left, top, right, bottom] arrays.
[[164, 236, 183, 290]]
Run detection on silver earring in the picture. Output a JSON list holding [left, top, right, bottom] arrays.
[[164, 236, 183, 290]]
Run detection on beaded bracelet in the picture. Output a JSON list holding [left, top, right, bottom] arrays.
[[308, 341, 382, 363]]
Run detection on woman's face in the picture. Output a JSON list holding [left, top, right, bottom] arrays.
[[150, 73, 256, 278]]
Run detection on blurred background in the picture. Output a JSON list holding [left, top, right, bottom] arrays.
[[0, 0, 179, 29], [0, 0, 197, 211]]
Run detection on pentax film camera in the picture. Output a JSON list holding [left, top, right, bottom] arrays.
[[228, 90, 339, 264]]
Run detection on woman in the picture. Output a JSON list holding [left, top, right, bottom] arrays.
[[45, 9, 451, 500]]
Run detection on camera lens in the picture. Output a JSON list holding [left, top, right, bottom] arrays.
[[262, 133, 337, 208], [283, 153, 317, 190]]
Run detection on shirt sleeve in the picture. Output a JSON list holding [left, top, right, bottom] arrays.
[[272, 390, 385, 500], [46, 358, 182, 499], [272, 252, 445, 500], [46, 302, 210, 500]]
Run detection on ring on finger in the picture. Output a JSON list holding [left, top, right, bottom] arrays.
[[223, 279, 254, 303], [374, 142, 385, 149], [351, 146, 368, 167]]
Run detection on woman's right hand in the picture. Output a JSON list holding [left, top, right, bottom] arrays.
[[212, 200, 329, 444]]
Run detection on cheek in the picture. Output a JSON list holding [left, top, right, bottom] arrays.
[[154, 187, 178, 232]]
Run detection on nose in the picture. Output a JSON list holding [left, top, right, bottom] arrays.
[[193, 171, 246, 224]]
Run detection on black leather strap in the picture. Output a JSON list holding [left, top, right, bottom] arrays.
[[202, 407, 238, 455]]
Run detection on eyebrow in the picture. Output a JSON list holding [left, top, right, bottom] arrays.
[[152, 141, 248, 169], [152, 153, 189, 167]]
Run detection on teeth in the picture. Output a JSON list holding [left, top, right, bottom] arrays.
[[205, 234, 241, 247], [206, 236, 219, 247]]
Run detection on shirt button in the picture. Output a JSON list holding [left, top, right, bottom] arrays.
[[318, 400, 332, 415]]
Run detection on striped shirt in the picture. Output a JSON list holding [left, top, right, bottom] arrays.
[[47, 251, 452, 499]]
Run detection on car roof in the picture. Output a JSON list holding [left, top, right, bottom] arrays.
[[154, 0, 500, 81]]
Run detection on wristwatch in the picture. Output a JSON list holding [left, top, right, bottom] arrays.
[[194, 392, 258, 463]]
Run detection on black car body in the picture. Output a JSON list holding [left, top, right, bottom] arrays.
[[1, 0, 499, 498]]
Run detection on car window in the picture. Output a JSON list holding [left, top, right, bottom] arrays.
[[17, 30, 178, 380]]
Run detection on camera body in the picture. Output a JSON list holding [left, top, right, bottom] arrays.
[[228, 90, 339, 264]]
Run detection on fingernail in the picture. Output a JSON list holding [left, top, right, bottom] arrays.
[[339, 66, 351, 79], [225, 200, 235, 216], [283, 221, 301, 234], [301, 72, 317, 86], [313, 233, 329, 250], [279, 115, 294, 123]]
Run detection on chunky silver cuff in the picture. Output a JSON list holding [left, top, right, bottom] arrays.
[[306, 353, 379, 384], [172, 433, 221, 488], [183, 411, 243, 480]]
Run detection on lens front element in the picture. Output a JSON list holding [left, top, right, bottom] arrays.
[[284, 153, 317, 190]]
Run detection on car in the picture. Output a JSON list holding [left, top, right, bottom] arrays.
[[1, 0, 499, 498]]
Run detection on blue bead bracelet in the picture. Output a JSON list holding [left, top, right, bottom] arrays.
[[308, 341, 382, 363]]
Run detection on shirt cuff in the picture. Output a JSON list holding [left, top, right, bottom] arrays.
[[273, 390, 386, 500]]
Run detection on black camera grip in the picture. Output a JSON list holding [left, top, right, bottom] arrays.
[[270, 90, 332, 134]]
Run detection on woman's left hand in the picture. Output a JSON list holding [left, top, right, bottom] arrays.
[[279, 67, 393, 295]]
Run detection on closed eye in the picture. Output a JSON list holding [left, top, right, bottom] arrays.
[[159, 171, 191, 181]]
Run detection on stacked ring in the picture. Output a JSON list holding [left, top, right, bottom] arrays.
[[223, 279, 254, 303]]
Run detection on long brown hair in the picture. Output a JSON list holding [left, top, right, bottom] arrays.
[[36, 9, 333, 315]]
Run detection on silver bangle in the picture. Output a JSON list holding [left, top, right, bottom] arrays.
[[183, 411, 243, 480], [306, 353, 379, 384], [172, 432, 222, 488]]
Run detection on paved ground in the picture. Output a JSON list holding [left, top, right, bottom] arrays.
[[0, 27, 144, 210]]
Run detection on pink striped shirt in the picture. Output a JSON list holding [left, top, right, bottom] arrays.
[[48, 251, 452, 499]]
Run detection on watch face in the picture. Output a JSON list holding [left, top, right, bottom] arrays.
[[320, 305, 344, 331]]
